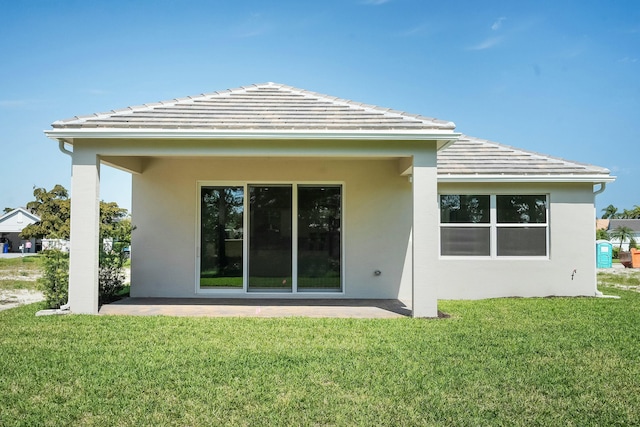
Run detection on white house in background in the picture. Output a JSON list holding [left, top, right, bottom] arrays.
[[608, 219, 640, 251], [0, 208, 39, 253], [44, 82, 615, 316]]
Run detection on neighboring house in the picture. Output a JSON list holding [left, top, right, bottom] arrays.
[[596, 219, 609, 231], [608, 219, 640, 251], [0, 208, 39, 253], [45, 82, 615, 316]]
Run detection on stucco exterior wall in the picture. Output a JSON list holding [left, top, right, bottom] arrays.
[[435, 182, 597, 299], [131, 157, 416, 299], [129, 155, 597, 302]]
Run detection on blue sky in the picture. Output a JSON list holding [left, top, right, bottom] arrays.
[[1, 0, 638, 215]]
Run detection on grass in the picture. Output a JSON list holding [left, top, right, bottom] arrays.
[[0, 256, 42, 290], [1, 284, 640, 426], [598, 271, 640, 289]]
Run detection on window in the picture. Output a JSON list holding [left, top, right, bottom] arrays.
[[200, 186, 244, 289], [297, 185, 342, 292], [248, 185, 293, 292], [440, 195, 490, 256], [440, 194, 548, 258], [496, 195, 547, 256], [198, 183, 342, 293]]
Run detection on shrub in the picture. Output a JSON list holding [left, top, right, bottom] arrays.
[[613, 246, 620, 259], [38, 241, 129, 308], [98, 242, 127, 303], [38, 249, 69, 309]]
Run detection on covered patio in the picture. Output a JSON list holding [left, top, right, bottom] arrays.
[[99, 297, 413, 318], [46, 82, 456, 318]]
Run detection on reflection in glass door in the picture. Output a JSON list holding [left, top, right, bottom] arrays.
[[297, 186, 342, 292], [248, 185, 293, 292], [200, 186, 244, 289]]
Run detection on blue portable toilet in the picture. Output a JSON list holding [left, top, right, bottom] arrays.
[[596, 240, 613, 268]]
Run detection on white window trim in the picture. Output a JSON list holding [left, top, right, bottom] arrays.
[[195, 181, 346, 295], [439, 193, 550, 260]]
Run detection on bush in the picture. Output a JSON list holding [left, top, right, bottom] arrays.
[[613, 246, 620, 259], [98, 265, 125, 303], [38, 242, 128, 308], [98, 242, 127, 303], [38, 250, 69, 309]]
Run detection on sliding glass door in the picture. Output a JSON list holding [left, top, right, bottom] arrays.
[[199, 186, 244, 289], [297, 186, 341, 292], [248, 185, 293, 292], [199, 183, 342, 293]]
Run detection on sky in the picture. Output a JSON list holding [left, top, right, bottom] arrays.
[[0, 0, 638, 215]]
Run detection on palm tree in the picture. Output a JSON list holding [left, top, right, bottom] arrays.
[[601, 204, 619, 219], [621, 209, 634, 219], [609, 226, 636, 250], [631, 205, 640, 219]]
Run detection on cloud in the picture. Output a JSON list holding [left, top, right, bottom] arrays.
[[610, 166, 634, 175], [618, 57, 638, 63], [468, 36, 503, 50], [467, 16, 510, 50], [398, 24, 429, 37], [232, 13, 272, 38], [87, 89, 109, 95], [0, 100, 37, 108], [491, 17, 506, 31]]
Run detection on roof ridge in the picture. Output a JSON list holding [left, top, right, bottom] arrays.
[[51, 82, 457, 129], [0, 207, 40, 223]]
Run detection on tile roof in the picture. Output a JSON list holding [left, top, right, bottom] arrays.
[[438, 135, 610, 176], [52, 82, 455, 131], [49, 82, 612, 180], [608, 219, 640, 232]]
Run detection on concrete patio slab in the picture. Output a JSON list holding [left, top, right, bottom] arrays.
[[99, 298, 412, 318]]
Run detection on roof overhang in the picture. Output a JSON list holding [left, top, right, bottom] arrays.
[[45, 128, 461, 145], [438, 174, 617, 183]]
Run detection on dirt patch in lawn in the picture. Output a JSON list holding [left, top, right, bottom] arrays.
[[0, 289, 44, 312]]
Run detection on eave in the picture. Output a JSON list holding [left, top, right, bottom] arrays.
[[44, 128, 461, 144], [437, 174, 617, 183]]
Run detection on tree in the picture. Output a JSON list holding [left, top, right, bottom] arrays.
[[621, 208, 634, 219], [596, 228, 610, 240], [609, 226, 635, 250], [19, 185, 132, 243], [27, 185, 134, 307], [20, 185, 71, 239], [100, 201, 130, 241], [601, 204, 619, 219]]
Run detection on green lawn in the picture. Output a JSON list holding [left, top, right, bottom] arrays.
[[1, 285, 639, 426], [0, 256, 42, 290]]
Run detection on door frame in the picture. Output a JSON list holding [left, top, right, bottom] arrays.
[[195, 180, 346, 295]]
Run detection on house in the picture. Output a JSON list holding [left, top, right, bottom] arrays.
[[0, 208, 40, 253], [596, 219, 609, 231], [44, 82, 615, 316], [608, 219, 640, 251]]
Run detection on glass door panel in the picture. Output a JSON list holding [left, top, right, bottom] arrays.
[[297, 185, 341, 292], [248, 185, 292, 292], [200, 186, 244, 289]]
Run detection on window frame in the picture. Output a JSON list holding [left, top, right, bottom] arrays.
[[439, 193, 549, 260], [196, 181, 345, 295]]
